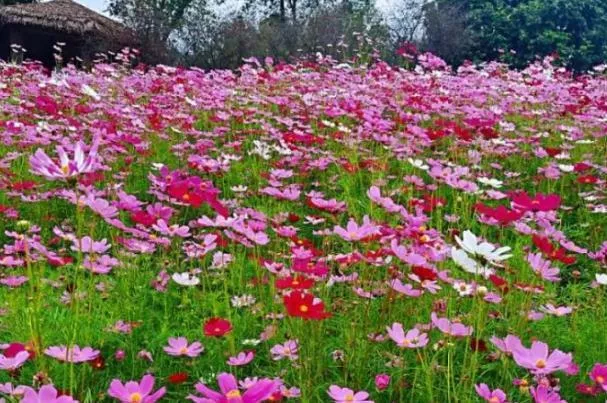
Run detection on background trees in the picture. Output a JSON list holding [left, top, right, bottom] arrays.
[[105, 0, 607, 72]]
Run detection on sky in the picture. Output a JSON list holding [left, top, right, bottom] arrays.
[[77, 0, 110, 15]]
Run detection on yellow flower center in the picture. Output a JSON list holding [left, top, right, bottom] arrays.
[[535, 359, 546, 369], [345, 394, 354, 401], [226, 389, 241, 398], [61, 164, 70, 174], [299, 304, 309, 313], [597, 375, 605, 384], [129, 393, 142, 403], [489, 397, 500, 403], [179, 347, 188, 354]]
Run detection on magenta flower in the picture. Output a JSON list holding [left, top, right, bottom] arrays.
[[589, 363, 607, 391], [474, 383, 507, 403], [386, 323, 429, 348], [227, 351, 255, 366], [511, 340, 573, 375], [163, 337, 204, 358], [71, 236, 111, 254], [431, 313, 473, 337], [108, 374, 166, 403], [0, 350, 29, 371], [187, 372, 277, 403], [29, 140, 100, 181], [20, 385, 79, 403], [529, 385, 565, 403], [44, 345, 100, 363], [374, 374, 390, 391], [327, 385, 374, 403]]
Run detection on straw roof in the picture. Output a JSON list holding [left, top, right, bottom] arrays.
[[0, 0, 136, 45]]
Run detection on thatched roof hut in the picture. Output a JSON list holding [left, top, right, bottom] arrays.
[[0, 0, 137, 66]]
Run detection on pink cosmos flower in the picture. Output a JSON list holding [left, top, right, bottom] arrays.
[[389, 279, 423, 297], [431, 313, 473, 337], [71, 236, 111, 254], [490, 335, 523, 354], [108, 374, 166, 403], [327, 385, 374, 403], [227, 351, 254, 366], [474, 383, 507, 403], [527, 253, 560, 282], [163, 337, 204, 357], [187, 372, 277, 403], [0, 350, 29, 371], [20, 385, 79, 403], [511, 340, 573, 375], [270, 340, 299, 361], [540, 304, 572, 317], [529, 385, 565, 403], [29, 140, 100, 181], [44, 345, 100, 363], [333, 216, 380, 241], [386, 323, 429, 348]]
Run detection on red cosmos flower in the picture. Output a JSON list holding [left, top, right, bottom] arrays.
[[577, 175, 598, 184], [475, 203, 524, 225], [412, 266, 438, 282], [167, 180, 229, 216], [411, 195, 446, 213], [510, 192, 561, 212], [275, 275, 315, 290], [89, 355, 105, 370], [10, 181, 37, 191], [544, 147, 562, 157], [203, 317, 232, 337], [292, 258, 328, 276], [532, 235, 576, 265], [573, 162, 592, 172], [3, 342, 35, 360], [283, 291, 331, 320], [131, 211, 157, 227], [489, 274, 509, 293], [47, 255, 74, 267], [168, 372, 189, 384]]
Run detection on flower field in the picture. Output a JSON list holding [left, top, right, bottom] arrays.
[[0, 55, 606, 402]]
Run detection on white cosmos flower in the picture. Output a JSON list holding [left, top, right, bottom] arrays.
[[451, 248, 494, 277], [558, 164, 574, 172], [408, 158, 429, 170], [478, 177, 503, 188], [596, 273, 607, 285], [455, 230, 512, 263], [451, 230, 512, 278], [171, 272, 200, 286]]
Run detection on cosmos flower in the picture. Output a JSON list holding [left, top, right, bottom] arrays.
[[0, 350, 29, 371], [511, 340, 573, 375], [386, 323, 429, 348], [171, 272, 200, 286], [270, 340, 299, 361], [29, 140, 100, 181], [44, 345, 100, 363], [163, 337, 204, 358], [283, 291, 331, 320], [188, 373, 277, 403], [333, 216, 380, 242], [327, 385, 374, 403], [431, 313, 473, 337], [108, 374, 166, 403], [20, 385, 79, 403], [474, 384, 507, 403], [529, 385, 565, 403], [203, 317, 233, 337], [227, 351, 254, 366]]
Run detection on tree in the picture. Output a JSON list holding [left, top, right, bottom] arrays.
[[422, 1, 472, 65], [0, 0, 36, 5], [108, 0, 195, 63], [443, 0, 607, 71]]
